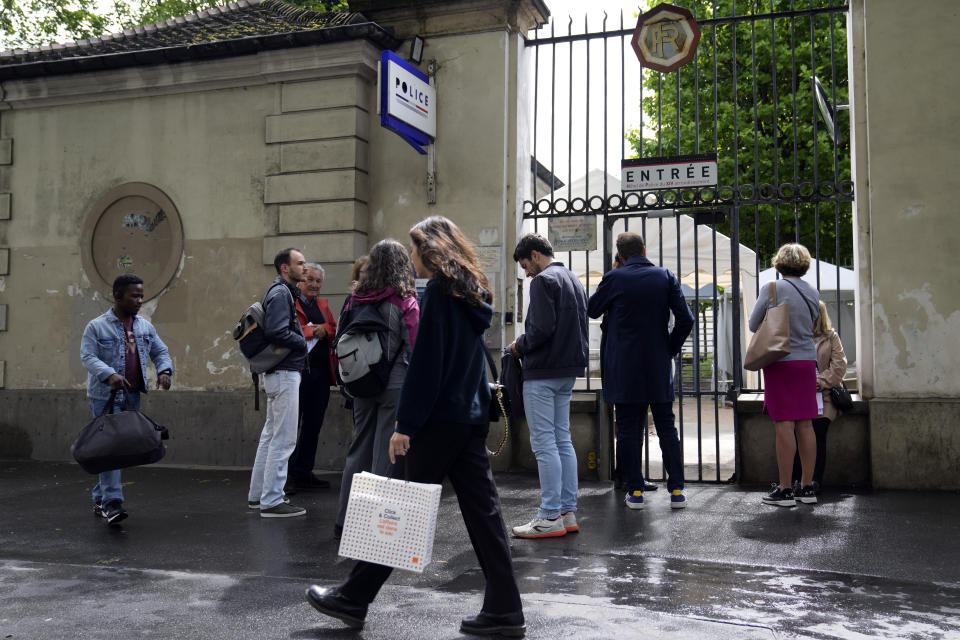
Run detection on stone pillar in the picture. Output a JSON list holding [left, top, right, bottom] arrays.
[[849, 0, 960, 489], [262, 73, 375, 310], [0, 122, 10, 388]]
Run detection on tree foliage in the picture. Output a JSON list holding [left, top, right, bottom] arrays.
[[626, 0, 852, 267], [1, 0, 348, 49]]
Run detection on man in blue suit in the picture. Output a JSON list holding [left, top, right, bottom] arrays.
[[587, 232, 694, 510]]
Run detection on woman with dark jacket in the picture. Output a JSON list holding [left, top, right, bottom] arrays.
[[333, 240, 419, 538], [307, 216, 524, 638], [791, 301, 847, 493], [749, 243, 821, 507]]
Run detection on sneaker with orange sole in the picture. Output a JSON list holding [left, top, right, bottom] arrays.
[[512, 516, 566, 538], [561, 511, 579, 533]]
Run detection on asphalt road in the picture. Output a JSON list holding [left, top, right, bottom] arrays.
[[1, 460, 958, 639]]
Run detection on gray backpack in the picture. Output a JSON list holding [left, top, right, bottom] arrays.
[[233, 284, 294, 408], [334, 299, 401, 398]]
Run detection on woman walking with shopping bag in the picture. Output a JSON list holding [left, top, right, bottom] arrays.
[[306, 216, 524, 637]]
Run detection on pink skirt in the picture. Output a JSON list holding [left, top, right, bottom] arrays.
[[762, 360, 818, 421]]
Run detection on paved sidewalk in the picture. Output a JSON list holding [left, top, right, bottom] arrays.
[[1, 460, 958, 639]]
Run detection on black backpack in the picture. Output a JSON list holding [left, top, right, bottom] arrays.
[[334, 299, 401, 398]]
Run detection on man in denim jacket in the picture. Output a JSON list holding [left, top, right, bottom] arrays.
[[80, 274, 173, 525]]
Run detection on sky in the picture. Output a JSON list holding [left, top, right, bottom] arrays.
[[527, 0, 651, 189]]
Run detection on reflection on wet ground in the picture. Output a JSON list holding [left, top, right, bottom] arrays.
[[1, 461, 958, 639]]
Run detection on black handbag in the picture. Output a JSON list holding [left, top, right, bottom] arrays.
[[829, 385, 854, 412], [484, 347, 512, 422], [483, 346, 511, 457], [71, 389, 170, 474]]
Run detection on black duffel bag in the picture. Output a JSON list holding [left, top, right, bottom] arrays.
[[71, 389, 170, 474]]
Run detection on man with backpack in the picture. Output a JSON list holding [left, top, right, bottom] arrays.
[[247, 248, 309, 518]]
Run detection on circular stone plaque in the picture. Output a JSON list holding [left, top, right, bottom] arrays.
[[81, 183, 183, 301]]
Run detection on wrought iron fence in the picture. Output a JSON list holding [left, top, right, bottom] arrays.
[[522, 0, 852, 482]]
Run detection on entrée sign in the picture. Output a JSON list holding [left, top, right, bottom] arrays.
[[621, 154, 718, 191]]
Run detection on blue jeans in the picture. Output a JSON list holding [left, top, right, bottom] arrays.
[[89, 390, 141, 506], [615, 402, 684, 492], [248, 370, 300, 509], [522, 377, 578, 520]]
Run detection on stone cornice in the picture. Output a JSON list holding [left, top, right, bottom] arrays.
[[0, 39, 381, 110]]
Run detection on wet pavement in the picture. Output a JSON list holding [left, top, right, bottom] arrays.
[[1, 460, 959, 639]]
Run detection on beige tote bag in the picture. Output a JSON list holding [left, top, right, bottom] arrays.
[[744, 282, 790, 371]]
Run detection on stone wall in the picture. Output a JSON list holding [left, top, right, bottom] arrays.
[[849, 0, 960, 489]]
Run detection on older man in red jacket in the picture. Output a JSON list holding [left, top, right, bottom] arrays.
[[286, 262, 337, 492]]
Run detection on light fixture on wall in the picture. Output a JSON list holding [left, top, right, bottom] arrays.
[[410, 35, 424, 64]]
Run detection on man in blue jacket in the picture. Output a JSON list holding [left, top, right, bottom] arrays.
[[587, 232, 694, 510], [80, 273, 173, 525], [509, 234, 588, 539], [247, 248, 309, 518]]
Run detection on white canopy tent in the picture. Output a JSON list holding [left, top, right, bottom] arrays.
[[523, 169, 762, 389]]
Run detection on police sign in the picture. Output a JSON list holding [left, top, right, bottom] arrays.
[[379, 50, 436, 154], [631, 3, 701, 73]]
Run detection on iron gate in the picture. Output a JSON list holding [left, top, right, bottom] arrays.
[[522, 1, 854, 483]]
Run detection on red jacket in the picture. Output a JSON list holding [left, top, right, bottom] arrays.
[[295, 297, 337, 381]]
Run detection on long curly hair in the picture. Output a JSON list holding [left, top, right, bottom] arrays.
[[410, 216, 491, 307], [355, 239, 415, 298]]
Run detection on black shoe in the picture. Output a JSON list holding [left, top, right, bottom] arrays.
[[333, 523, 343, 540], [103, 500, 128, 525], [796, 485, 818, 504], [305, 586, 366, 630], [460, 611, 526, 637], [643, 481, 659, 492], [762, 485, 796, 507], [93, 501, 106, 519], [293, 474, 331, 490]]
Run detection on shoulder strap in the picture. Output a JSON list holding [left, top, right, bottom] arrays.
[[782, 278, 818, 323], [381, 300, 405, 366], [483, 341, 499, 382], [261, 281, 286, 306]]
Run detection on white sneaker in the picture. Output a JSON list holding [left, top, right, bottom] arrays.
[[512, 517, 566, 539], [561, 511, 579, 533]]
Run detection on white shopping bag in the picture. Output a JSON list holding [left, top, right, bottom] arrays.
[[338, 471, 442, 573]]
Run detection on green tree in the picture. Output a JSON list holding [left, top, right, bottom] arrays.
[[626, 0, 852, 268], [1, 1, 112, 47], [1, 0, 348, 49]]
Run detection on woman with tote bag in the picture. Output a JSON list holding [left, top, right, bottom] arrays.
[[748, 243, 821, 507], [306, 216, 524, 638]]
